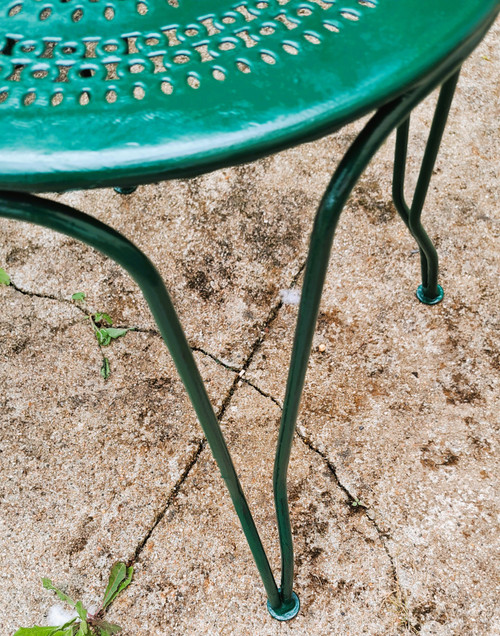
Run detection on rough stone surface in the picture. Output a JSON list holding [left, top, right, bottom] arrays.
[[108, 387, 397, 636], [0, 21, 498, 636], [0, 288, 235, 635]]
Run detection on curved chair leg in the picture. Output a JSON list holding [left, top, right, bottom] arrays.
[[272, 67, 465, 612], [392, 68, 461, 304], [0, 191, 283, 614]]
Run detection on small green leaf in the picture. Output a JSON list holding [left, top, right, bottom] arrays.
[[100, 357, 110, 380], [114, 565, 133, 600], [42, 579, 76, 607], [75, 621, 90, 636], [350, 497, 366, 509], [75, 601, 87, 621], [47, 619, 78, 636], [102, 571, 133, 611], [71, 292, 86, 301], [95, 329, 112, 347], [102, 562, 127, 610], [95, 326, 134, 347], [94, 313, 113, 325], [14, 629, 54, 636], [0, 267, 10, 286], [105, 328, 130, 340]]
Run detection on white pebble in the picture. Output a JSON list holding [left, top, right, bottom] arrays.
[[279, 289, 301, 305], [47, 604, 78, 626]]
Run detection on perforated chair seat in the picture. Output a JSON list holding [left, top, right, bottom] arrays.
[[0, 0, 497, 192]]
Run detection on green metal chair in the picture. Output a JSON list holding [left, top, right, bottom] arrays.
[[0, 0, 498, 621]]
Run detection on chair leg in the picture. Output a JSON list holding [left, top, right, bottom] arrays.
[[392, 68, 461, 304], [0, 191, 283, 613], [272, 79, 450, 612]]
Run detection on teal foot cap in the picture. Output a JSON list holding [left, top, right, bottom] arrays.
[[267, 591, 300, 621], [416, 284, 444, 305], [114, 186, 137, 195]]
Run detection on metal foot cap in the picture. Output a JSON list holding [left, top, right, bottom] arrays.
[[267, 591, 300, 621], [114, 186, 137, 195], [416, 284, 444, 305]]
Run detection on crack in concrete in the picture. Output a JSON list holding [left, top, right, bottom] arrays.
[[10, 281, 88, 316], [128, 326, 159, 336], [128, 356, 243, 567], [128, 259, 307, 565], [297, 431, 410, 622], [237, 374, 415, 632], [129, 437, 205, 565], [191, 346, 240, 374], [12, 264, 355, 622], [191, 337, 410, 610], [10, 268, 413, 626], [9, 280, 128, 377]]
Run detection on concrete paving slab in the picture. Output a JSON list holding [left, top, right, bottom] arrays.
[[247, 287, 499, 634], [0, 148, 329, 367]]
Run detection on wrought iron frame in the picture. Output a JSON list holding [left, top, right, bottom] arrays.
[[0, 44, 484, 619]]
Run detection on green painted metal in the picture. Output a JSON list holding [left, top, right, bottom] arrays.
[[393, 69, 461, 304], [267, 590, 300, 621], [0, 0, 498, 623], [0, 1, 498, 192], [272, 63, 467, 608], [0, 190, 283, 613], [416, 284, 445, 306]]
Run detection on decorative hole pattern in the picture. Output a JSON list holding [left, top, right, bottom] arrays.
[[0, 0, 377, 108]]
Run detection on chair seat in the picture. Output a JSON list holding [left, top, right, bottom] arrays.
[[0, 0, 497, 192]]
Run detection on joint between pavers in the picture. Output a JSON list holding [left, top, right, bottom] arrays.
[[126, 292, 289, 566], [192, 258, 307, 378], [129, 437, 206, 568], [9, 280, 110, 371], [126, 260, 306, 576], [240, 376, 417, 631], [295, 431, 416, 631], [10, 280, 88, 316], [241, 376, 283, 409], [127, 325, 160, 336], [191, 346, 240, 374], [127, 373, 244, 570]]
